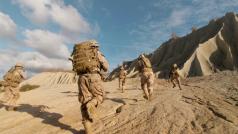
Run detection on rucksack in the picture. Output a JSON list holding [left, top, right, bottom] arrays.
[[3, 67, 16, 81], [72, 41, 100, 74], [141, 57, 152, 68]]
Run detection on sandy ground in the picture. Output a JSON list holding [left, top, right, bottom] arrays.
[[0, 71, 238, 134]]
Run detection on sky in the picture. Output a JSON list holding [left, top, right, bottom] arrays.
[[0, 0, 238, 77]]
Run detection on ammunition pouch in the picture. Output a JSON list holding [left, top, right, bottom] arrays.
[[143, 67, 153, 72]]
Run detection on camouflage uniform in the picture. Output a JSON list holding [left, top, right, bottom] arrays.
[[169, 64, 182, 90], [75, 43, 109, 134], [118, 66, 127, 93], [138, 54, 154, 100], [1, 63, 26, 111]]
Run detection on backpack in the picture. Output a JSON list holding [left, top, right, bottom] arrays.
[[3, 67, 16, 81], [3, 67, 22, 87], [141, 57, 152, 68], [72, 41, 100, 74]]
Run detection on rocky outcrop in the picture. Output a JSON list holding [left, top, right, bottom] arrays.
[[108, 12, 238, 80]]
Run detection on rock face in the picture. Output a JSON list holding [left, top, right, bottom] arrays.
[[108, 12, 238, 80], [23, 72, 77, 86]]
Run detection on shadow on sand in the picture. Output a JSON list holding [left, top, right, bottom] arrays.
[[105, 97, 142, 104], [17, 104, 84, 134], [61, 91, 78, 97]]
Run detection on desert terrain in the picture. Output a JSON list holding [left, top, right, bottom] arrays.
[[0, 71, 237, 134]]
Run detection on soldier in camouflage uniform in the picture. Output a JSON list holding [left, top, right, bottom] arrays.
[[138, 54, 154, 101], [1, 63, 26, 111], [118, 65, 127, 93], [169, 64, 182, 90], [71, 40, 109, 134]]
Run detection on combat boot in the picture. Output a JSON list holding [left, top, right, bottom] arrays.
[[143, 95, 149, 100]]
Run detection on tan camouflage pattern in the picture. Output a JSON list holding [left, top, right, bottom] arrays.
[[119, 68, 127, 92], [1, 66, 26, 110], [170, 67, 182, 90], [138, 56, 154, 100], [77, 49, 109, 134]]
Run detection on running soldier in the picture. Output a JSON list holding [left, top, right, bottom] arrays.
[[137, 54, 154, 101], [118, 65, 127, 93], [169, 64, 182, 90], [1, 63, 26, 111], [70, 40, 109, 134]]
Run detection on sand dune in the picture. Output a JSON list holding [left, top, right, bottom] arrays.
[[22, 72, 77, 86]]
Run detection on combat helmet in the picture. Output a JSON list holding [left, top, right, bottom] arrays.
[[15, 63, 24, 68], [89, 40, 99, 47], [139, 54, 145, 59], [172, 63, 177, 68]]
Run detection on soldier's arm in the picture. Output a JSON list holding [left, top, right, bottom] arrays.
[[19, 70, 27, 80], [137, 60, 143, 72], [98, 51, 109, 72]]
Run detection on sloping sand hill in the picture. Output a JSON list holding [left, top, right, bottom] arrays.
[[22, 72, 77, 86]]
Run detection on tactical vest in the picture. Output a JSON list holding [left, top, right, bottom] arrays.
[[170, 69, 179, 78], [72, 42, 100, 74], [119, 70, 126, 78]]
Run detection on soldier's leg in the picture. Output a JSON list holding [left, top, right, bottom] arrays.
[[86, 98, 99, 121], [87, 74, 104, 121], [78, 75, 94, 134], [81, 104, 93, 134], [141, 75, 149, 100], [8, 88, 20, 110], [122, 78, 126, 93], [171, 78, 176, 88], [84, 74, 104, 134], [83, 120, 93, 134], [6, 94, 14, 110], [147, 73, 154, 99], [176, 78, 182, 90], [1, 86, 11, 103], [119, 79, 121, 90]]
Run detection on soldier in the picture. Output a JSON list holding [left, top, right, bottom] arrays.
[[137, 54, 154, 101], [169, 64, 182, 90], [1, 63, 26, 111], [71, 40, 109, 134], [118, 65, 127, 93]]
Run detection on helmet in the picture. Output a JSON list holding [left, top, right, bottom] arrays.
[[89, 40, 99, 47], [15, 63, 24, 68], [139, 54, 145, 59], [173, 64, 177, 68]]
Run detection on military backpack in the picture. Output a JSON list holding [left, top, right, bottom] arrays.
[[72, 41, 100, 74], [141, 57, 152, 68], [3, 67, 21, 87]]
